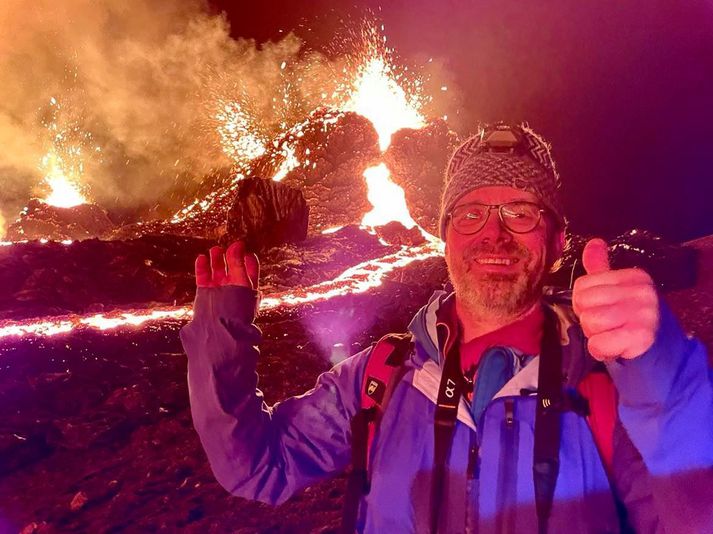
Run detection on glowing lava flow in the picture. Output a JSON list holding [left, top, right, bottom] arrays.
[[0, 240, 443, 340], [361, 164, 416, 229]]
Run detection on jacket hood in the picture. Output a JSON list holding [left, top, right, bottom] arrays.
[[407, 288, 579, 370], [407, 290, 450, 368]]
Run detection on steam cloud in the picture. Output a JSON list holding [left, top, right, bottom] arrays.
[[0, 0, 342, 227]]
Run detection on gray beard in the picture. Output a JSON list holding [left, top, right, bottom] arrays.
[[447, 244, 548, 322]]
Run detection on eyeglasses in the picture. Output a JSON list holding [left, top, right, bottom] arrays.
[[448, 201, 545, 235]]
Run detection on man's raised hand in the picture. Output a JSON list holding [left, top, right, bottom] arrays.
[[195, 241, 259, 289], [572, 238, 659, 361]]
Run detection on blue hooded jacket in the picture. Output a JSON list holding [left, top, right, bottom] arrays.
[[180, 286, 713, 533]]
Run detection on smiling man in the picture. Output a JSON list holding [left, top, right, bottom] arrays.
[[181, 123, 713, 533]]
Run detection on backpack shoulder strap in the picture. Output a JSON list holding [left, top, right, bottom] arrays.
[[340, 332, 413, 534]]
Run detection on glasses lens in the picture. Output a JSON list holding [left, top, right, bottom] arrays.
[[500, 202, 541, 233], [451, 204, 489, 234]]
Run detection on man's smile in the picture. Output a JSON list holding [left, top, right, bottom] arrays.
[[473, 256, 520, 266]]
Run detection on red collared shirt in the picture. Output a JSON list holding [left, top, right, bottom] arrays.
[[436, 296, 544, 377], [435, 294, 617, 471]]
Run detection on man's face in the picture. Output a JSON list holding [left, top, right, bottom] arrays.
[[444, 185, 564, 319]]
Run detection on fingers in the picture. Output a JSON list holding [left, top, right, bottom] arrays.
[[572, 277, 655, 317], [582, 238, 610, 275], [574, 238, 660, 361], [195, 254, 212, 287], [587, 326, 656, 361], [245, 252, 260, 289], [578, 304, 629, 338], [209, 246, 227, 285], [195, 241, 260, 289], [573, 267, 651, 299], [226, 241, 251, 287]]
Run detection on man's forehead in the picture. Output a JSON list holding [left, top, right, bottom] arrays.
[[454, 185, 539, 206]]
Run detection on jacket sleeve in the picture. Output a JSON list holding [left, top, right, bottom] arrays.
[[179, 285, 367, 505], [606, 298, 713, 531]]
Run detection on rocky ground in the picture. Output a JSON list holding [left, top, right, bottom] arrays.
[[0, 232, 710, 534], [0, 236, 447, 533]]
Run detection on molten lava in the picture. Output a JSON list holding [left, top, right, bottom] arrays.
[[342, 55, 425, 151], [361, 164, 417, 230], [1, 23, 448, 341], [0, 240, 443, 340], [33, 97, 95, 210], [40, 150, 88, 208]]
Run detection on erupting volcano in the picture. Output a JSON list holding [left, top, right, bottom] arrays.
[[1, 21, 452, 340], [0, 10, 707, 534]]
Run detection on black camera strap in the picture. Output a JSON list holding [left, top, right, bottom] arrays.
[[430, 305, 564, 534], [430, 341, 467, 534], [533, 306, 564, 534]]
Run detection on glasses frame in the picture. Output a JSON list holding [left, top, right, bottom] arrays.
[[448, 201, 546, 235]]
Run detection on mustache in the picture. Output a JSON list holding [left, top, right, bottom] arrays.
[[462, 242, 530, 263]]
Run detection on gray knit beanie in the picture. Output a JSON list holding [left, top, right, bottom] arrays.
[[439, 122, 565, 238]]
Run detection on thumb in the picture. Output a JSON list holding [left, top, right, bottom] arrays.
[[582, 238, 610, 275]]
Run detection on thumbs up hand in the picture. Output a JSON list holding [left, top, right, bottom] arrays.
[[572, 238, 660, 361]]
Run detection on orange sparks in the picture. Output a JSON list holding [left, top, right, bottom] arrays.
[[272, 142, 300, 182], [37, 97, 94, 209], [341, 54, 425, 151], [40, 149, 88, 208], [0, 240, 444, 340], [215, 100, 267, 165]]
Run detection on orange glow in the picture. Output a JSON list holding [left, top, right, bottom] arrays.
[[272, 143, 299, 182], [40, 149, 88, 208], [35, 97, 94, 209], [215, 100, 267, 165], [361, 164, 416, 229], [341, 55, 425, 150], [0, 240, 443, 340]]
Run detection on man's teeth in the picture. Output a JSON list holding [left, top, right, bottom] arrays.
[[476, 258, 516, 265]]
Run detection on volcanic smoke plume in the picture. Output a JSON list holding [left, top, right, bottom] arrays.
[[0, 0, 346, 231]]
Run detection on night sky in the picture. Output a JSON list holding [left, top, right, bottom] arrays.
[[215, 0, 713, 243]]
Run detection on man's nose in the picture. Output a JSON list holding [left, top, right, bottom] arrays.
[[478, 209, 512, 244]]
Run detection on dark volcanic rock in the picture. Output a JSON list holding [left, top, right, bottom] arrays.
[[0, 235, 211, 320], [225, 177, 309, 252], [0, 226, 401, 320], [548, 229, 698, 292], [257, 225, 397, 294], [6, 199, 116, 242], [383, 119, 459, 236], [112, 166, 235, 241], [374, 221, 426, 247], [111, 109, 381, 241], [279, 109, 381, 232]]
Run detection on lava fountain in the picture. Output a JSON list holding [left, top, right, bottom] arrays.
[[40, 148, 89, 208]]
